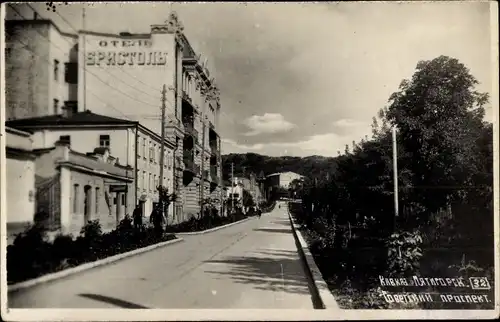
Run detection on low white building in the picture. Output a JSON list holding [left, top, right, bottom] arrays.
[[266, 171, 305, 189], [5, 127, 37, 244], [6, 110, 177, 222]]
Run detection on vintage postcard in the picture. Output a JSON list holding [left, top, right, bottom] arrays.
[[1, 1, 498, 321]]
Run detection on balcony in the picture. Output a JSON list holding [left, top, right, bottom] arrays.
[[210, 166, 220, 186], [183, 122, 199, 144], [182, 90, 192, 104], [183, 150, 200, 175], [210, 144, 220, 157]]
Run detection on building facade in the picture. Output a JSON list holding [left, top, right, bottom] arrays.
[[4, 19, 78, 120], [4, 11, 223, 222], [5, 127, 37, 244], [6, 111, 176, 223], [34, 141, 134, 237], [264, 171, 305, 200]]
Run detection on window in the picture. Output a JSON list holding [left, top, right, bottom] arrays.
[[99, 135, 110, 148], [137, 137, 141, 157], [121, 194, 125, 204], [54, 59, 59, 81], [95, 187, 100, 213], [153, 144, 157, 163], [142, 138, 146, 159], [64, 62, 78, 84], [73, 184, 79, 213], [149, 173, 152, 191], [149, 146, 155, 162], [53, 99, 59, 114], [59, 135, 71, 145], [143, 171, 147, 190]]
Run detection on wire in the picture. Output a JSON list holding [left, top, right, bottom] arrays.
[[52, 8, 168, 101], [9, 4, 238, 147], [53, 3, 242, 132], [8, 4, 168, 112], [6, 35, 131, 120]]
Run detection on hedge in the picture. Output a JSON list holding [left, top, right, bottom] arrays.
[[7, 216, 176, 285]]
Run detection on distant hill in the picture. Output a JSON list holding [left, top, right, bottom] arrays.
[[221, 152, 337, 182]]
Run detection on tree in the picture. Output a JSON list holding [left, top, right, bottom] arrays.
[[242, 189, 256, 213], [383, 55, 490, 225], [156, 185, 177, 225]]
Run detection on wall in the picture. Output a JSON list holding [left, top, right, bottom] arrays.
[[31, 127, 133, 166], [136, 127, 175, 217], [48, 25, 78, 114], [5, 20, 78, 120], [279, 172, 304, 189], [6, 158, 36, 233], [5, 128, 36, 244], [67, 169, 133, 236], [79, 31, 177, 134], [5, 21, 50, 120]]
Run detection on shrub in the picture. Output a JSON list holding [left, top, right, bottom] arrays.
[[386, 230, 423, 277], [7, 217, 177, 285]]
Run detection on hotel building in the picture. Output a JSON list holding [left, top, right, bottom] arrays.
[[5, 10, 223, 222]]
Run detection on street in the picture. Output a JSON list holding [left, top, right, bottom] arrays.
[[8, 202, 315, 309]]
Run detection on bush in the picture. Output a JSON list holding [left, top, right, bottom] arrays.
[[165, 207, 252, 233], [7, 216, 176, 285]]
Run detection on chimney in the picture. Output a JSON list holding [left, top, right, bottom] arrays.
[[54, 140, 70, 160], [63, 101, 78, 118]]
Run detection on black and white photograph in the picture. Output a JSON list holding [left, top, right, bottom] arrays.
[[1, 1, 498, 320]]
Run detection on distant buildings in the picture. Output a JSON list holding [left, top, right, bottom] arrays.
[[264, 171, 305, 200], [4, 8, 223, 236]]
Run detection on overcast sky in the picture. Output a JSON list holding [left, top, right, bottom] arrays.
[[7, 2, 496, 157]]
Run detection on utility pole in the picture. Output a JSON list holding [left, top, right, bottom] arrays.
[[392, 126, 399, 226], [82, 6, 87, 111], [159, 84, 167, 217], [200, 115, 206, 214], [159, 84, 167, 187], [231, 162, 234, 211]]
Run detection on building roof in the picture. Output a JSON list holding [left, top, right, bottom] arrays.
[[266, 171, 305, 178], [6, 110, 138, 129], [5, 19, 78, 39]]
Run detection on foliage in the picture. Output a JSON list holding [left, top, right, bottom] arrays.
[[165, 207, 252, 233], [221, 153, 337, 182], [286, 55, 493, 309], [7, 217, 176, 285], [242, 189, 256, 208], [386, 231, 423, 277], [156, 185, 177, 218]]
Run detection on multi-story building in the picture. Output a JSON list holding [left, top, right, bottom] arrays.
[[4, 18, 78, 120], [4, 10, 223, 222], [6, 111, 176, 223]]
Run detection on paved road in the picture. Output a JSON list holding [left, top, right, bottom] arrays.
[[8, 202, 315, 309]]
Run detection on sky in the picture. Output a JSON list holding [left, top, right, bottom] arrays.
[[7, 2, 496, 157]]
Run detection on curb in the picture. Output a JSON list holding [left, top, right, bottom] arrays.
[[175, 216, 254, 236], [8, 237, 184, 293], [287, 206, 339, 310]]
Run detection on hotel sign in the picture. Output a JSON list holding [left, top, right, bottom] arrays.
[[86, 39, 168, 66]]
